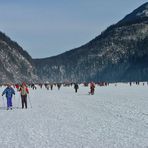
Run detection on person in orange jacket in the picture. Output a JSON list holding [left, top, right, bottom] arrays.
[[19, 82, 29, 109]]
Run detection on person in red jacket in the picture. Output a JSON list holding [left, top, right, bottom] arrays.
[[19, 82, 29, 109], [90, 82, 95, 95]]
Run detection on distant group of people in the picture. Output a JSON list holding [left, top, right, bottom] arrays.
[[129, 81, 148, 86], [2, 80, 146, 110], [2, 82, 29, 110], [1, 81, 98, 110]]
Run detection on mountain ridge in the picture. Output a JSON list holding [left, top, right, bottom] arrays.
[[34, 2, 148, 82], [1, 2, 148, 83], [0, 31, 38, 83]]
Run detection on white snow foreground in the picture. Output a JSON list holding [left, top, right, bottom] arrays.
[[0, 83, 148, 148]]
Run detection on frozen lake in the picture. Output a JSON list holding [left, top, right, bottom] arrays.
[[0, 83, 148, 148]]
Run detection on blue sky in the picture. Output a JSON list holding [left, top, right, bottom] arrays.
[[0, 0, 147, 58]]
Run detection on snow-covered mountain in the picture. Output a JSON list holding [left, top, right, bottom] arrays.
[[118, 2, 148, 25], [34, 2, 148, 82], [0, 32, 38, 83], [1, 2, 148, 83]]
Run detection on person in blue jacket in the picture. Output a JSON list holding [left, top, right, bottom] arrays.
[[2, 84, 15, 110]]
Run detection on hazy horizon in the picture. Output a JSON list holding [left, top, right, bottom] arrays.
[[0, 0, 147, 58]]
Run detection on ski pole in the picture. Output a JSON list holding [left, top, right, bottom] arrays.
[[2, 96, 5, 109], [28, 95, 32, 108], [17, 94, 21, 109], [12, 95, 15, 109]]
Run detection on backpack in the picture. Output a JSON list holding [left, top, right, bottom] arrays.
[[21, 86, 27, 95]]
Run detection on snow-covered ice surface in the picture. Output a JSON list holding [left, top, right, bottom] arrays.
[[0, 83, 148, 148]]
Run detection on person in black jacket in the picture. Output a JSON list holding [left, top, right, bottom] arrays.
[[74, 83, 79, 93]]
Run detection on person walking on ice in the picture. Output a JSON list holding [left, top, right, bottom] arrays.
[[19, 82, 29, 109], [2, 84, 15, 110], [89, 82, 95, 95], [74, 83, 79, 93]]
